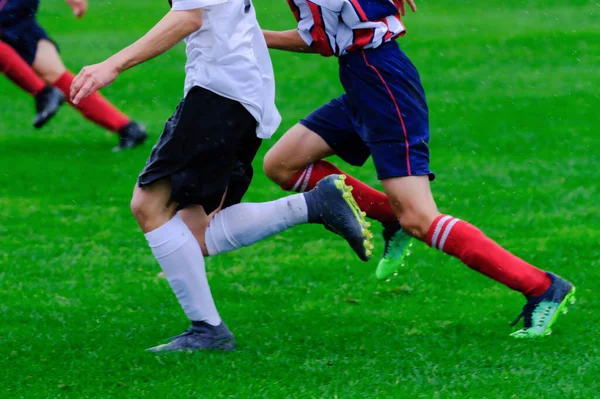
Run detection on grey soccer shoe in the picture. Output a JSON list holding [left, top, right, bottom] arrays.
[[304, 175, 374, 261], [148, 321, 236, 352]]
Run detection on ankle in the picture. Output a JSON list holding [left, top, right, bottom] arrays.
[[302, 190, 320, 223]]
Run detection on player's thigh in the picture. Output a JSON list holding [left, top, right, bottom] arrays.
[[32, 39, 66, 84], [263, 123, 335, 185], [381, 175, 440, 239]]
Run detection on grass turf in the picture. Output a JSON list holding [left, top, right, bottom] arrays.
[[1, 0, 599, 397]]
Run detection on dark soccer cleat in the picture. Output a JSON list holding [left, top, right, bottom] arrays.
[[33, 85, 65, 129], [148, 321, 236, 352], [115, 121, 148, 151], [510, 272, 576, 338], [304, 175, 374, 261]]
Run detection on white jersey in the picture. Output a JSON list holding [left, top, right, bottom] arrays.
[[172, 0, 281, 138]]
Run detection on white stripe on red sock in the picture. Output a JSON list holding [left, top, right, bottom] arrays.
[[291, 169, 307, 192], [438, 218, 461, 251], [300, 164, 314, 193], [430, 215, 452, 249]]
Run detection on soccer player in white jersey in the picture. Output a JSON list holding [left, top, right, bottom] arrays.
[[70, 0, 373, 351], [262, 0, 575, 338]]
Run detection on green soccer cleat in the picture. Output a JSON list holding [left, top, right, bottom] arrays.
[[510, 272, 576, 338], [375, 224, 414, 280]]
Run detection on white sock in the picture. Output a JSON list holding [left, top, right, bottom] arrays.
[[145, 214, 221, 326], [205, 194, 308, 256]]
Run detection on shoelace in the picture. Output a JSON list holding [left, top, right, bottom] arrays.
[[510, 301, 536, 327], [165, 329, 195, 342], [510, 300, 552, 328], [382, 228, 399, 257]]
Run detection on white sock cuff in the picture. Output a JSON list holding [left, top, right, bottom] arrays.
[[205, 214, 228, 257], [144, 214, 192, 259]]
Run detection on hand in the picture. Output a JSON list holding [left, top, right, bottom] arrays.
[[65, 0, 88, 19], [70, 61, 119, 105], [398, 0, 417, 16]]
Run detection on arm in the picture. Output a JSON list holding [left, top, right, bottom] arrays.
[[263, 29, 316, 53], [398, 0, 417, 16], [70, 9, 202, 104]]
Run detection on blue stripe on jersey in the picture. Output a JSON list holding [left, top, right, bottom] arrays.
[[354, 0, 398, 21]]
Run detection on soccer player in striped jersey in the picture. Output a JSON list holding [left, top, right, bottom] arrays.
[[262, 0, 575, 338]]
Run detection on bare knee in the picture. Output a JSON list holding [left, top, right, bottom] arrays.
[[397, 210, 435, 240], [381, 176, 440, 241], [263, 150, 297, 186], [263, 124, 335, 187], [130, 184, 177, 233]]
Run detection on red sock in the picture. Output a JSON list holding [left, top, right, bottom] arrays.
[[426, 215, 551, 296], [282, 160, 397, 225], [52, 71, 130, 133], [0, 41, 45, 95]]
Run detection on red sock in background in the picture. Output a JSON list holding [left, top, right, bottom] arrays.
[[0, 41, 45, 95], [426, 215, 552, 296], [282, 160, 398, 225], [52, 71, 130, 133]]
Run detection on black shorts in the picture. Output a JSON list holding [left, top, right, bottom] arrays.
[[0, 1, 56, 65], [138, 86, 262, 214]]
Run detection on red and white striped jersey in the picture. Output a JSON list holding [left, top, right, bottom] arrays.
[[287, 0, 406, 57]]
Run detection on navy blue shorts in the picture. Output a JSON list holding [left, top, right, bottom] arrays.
[[0, 0, 55, 65], [300, 41, 433, 180]]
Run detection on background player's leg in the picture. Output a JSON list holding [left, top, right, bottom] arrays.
[[0, 40, 46, 95], [0, 40, 64, 127], [32, 40, 138, 135], [264, 124, 397, 225], [130, 180, 223, 329], [381, 175, 552, 296]]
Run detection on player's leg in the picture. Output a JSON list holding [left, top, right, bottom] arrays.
[[140, 87, 371, 351], [201, 174, 373, 260], [130, 179, 232, 352], [181, 130, 373, 261], [264, 102, 397, 226], [352, 40, 574, 337], [264, 99, 412, 277], [381, 175, 575, 337], [0, 40, 64, 128], [133, 90, 240, 352], [1, 39, 46, 95], [32, 37, 147, 149]]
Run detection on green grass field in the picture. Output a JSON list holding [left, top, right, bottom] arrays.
[[1, 0, 599, 397]]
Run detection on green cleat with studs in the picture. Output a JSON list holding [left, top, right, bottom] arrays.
[[510, 272, 576, 338], [375, 224, 414, 281]]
